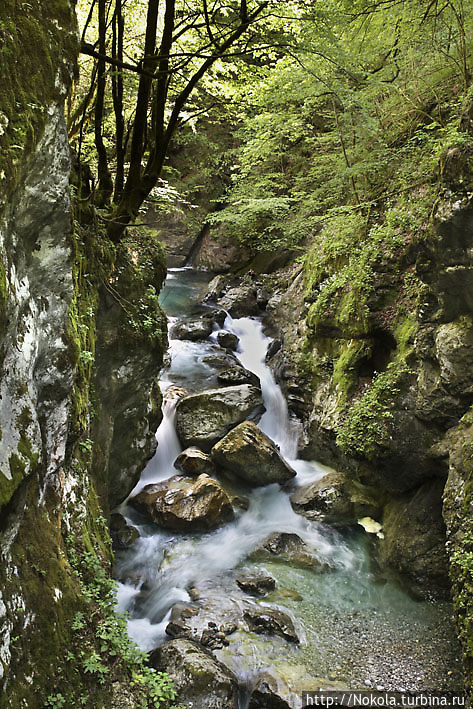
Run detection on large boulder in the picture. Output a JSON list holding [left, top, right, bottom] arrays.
[[378, 479, 450, 599], [129, 474, 234, 532], [149, 639, 239, 709], [174, 447, 216, 477], [218, 285, 259, 317], [175, 385, 264, 451], [171, 316, 214, 341], [243, 606, 299, 643], [290, 472, 381, 526], [249, 532, 329, 571], [211, 421, 296, 487], [217, 366, 260, 387]]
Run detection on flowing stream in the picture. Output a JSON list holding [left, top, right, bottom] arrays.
[[114, 268, 462, 703]]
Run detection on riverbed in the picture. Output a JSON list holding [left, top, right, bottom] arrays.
[[113, 267, 463, 706]]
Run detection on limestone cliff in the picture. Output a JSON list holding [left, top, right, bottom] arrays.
[[0, 2, 168, 706]]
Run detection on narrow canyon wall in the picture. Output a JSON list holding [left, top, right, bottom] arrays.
[[0, 3, 167, 706]]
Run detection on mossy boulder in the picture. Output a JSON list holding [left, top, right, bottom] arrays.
[[130, 474, 234, 532], [149, 639, 238, 709], [211, 421, 296, 487], [175, 385, 264, 451]]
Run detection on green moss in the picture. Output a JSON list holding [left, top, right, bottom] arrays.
[[0, 0, 77, 212]]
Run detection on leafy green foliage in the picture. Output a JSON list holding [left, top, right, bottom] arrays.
[[64, 535, 177, 708]]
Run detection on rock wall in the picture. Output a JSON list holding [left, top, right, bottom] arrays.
[[258, 196, 473, 690], [0, 3, 168, 706]]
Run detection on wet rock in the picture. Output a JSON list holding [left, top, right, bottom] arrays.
[[236, 574, 276, 597], [130, 474, 234, 532], [207, 308, 227, 327], [149, 639, 238, 709], [291, 472, 381, 526], [170, 602, 198, 622], [378, 479, 450, 598], [165, 620, 193, 640], [217, 331, 239, 351], [249, 674, 291, 708], [217, 366, 260, 387], [265, 339, 282, 361], [200, 624, 229, 650], [243, 606, 299, 643], [175, 385, 264, 450], [203, 353, 240, 370], [174, 447, 216, 477], [109, 513, 140, 549], [211, 421, 296, 487], [250, 532, 328, 571], [218, 285, 259, 317], [171, 316, 214, 341], [220, 622, 238, 636]]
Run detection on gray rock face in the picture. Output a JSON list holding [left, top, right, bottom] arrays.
[[211, 421, 296, 487], [243, 606, 299, 643], [0, 103, 75, 508], [250, 532, 328, 571], [174, 447, 216, 476], [379, 479, 450, 598], [149, 639, 239, 709], [291, 471, 380, 526], [175, 385, 264, 450], [130, 474, 235, 531]]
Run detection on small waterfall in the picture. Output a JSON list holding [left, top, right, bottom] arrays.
[[127, 387, 183, 497]]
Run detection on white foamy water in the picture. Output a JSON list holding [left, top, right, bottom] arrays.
[[116, 276, 355, 653]]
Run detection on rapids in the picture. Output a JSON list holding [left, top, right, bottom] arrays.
[[113, 267, 462, 701]]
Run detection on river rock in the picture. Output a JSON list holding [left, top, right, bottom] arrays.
[[175, 385, 264, 450], [207, 308, 227, 327], [217, 331, 240, 350], [218, 285, 259, 317], [250, 532, 328, 571], [236, 574, 276, 596], [171, 316, 214, 341], [203, 353, 240, 370], [217, 366, 260, 387], [129, 474, 234, 532], [211, 421, 296, 487], [174, 447, 216, 476], [109, 513, 140, 549], [243, 606, 299, 643], [290, 472, 381, 526], [149, 639, 239, 709], [249, 674, 291, 708]]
